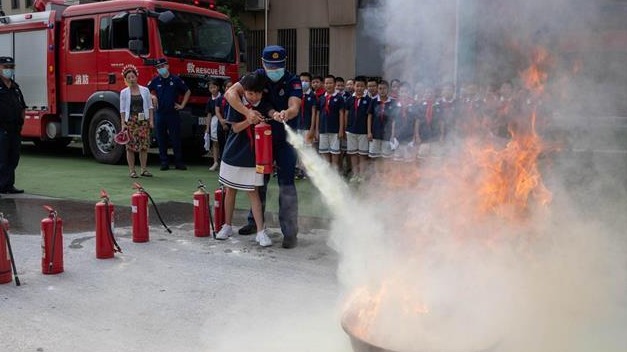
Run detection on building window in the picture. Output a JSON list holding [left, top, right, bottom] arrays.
[[246, 29, 264, 71], [309, 28, 329, 77], [278, 29, 297, 74], [11, 0, 20, 10], [25, 0, 33, 8]]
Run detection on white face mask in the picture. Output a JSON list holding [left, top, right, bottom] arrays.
[[1, 68, 14, 79], [301, 81, 310, 92]]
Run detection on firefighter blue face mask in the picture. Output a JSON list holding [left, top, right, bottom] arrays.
[[266, 68, 284, 82], [301, 81, 310, 92], [157, 67, 168, 76], [1, 68, 14, 79]]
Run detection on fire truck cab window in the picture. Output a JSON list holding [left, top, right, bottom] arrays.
[[70, 20, 94, 51], [106, 15, 148, 54]]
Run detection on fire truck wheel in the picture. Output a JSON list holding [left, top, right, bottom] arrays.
[[88, 108, 125, 164]]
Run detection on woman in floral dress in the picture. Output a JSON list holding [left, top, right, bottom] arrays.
[[120, 65, 154, 177]]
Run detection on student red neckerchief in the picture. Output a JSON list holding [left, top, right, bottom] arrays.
[[245, 103, 254, 151], [424, 99, 434, 125], [379, 98, 387, 124], [324, 93, 332, 116], [400, 96, 413, 119]]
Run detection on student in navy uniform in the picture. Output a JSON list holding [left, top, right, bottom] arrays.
[[416, 86, 443, 152], [215, 73, 274, 247], [0, 56, 26, 194], [147, 57, 191, 171], [436, 82, 457, 141], [315, 74, 346, 170], [344, 78, 355, 99], [224, 45, 303, 249], [205, 79, 222, 171], [295, 72, 317, 179], [214, 79, 233, 166], [367, 80, 396, 175], [344, 76, 371, 182], [391, 81, 419, 162]]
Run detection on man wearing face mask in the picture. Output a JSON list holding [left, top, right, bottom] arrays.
[[147, 58, 191, 171], [225, 45, 303, 248], [0, 57, 27, 195]]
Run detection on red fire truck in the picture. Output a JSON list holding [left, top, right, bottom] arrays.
[[0, 0, 244, 163]]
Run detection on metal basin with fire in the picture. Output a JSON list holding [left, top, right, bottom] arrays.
[[341, 304, 498, 352]]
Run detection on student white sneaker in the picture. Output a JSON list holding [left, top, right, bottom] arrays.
[[256, 229, 272, 247], [216, 224, 232, 240]]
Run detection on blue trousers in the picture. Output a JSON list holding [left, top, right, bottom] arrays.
[[0, 128, 21, 191], [247, 139, 299, 238], [155, 112, 183, 166]]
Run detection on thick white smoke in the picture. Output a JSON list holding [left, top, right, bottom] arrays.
[[323, 1, 627, 351]]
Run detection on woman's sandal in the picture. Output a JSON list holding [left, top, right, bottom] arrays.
[[141, 170, 153, 177], [130, 171, 139, 178]]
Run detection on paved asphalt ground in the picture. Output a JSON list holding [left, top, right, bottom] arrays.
[[0, 215, 352, 352]]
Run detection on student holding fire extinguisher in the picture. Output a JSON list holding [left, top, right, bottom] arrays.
[[224, 45, 303, 249], [215, 72, 274, 247]]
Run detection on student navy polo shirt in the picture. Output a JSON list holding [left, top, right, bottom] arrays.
[[147, 74, 189, 114], [222, 100, 272, 167], [368, 97, 397, 140], [317, 92, 345, 134], [394, 100, 419, 143], [345, 94, 371, 134], [253, 68, 302, 141], [297, 90, 317, 131]]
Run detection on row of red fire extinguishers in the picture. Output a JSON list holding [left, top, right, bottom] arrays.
[[0, 120, 275, 286]]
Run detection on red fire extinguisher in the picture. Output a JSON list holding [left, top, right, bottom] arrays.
[[255, 122, 273, 174], [41, 205, 63, 275], [0, 213, 20, 286], [95, 189, 121, 259], [194, 181, 211, 237], [131, 183, 149, 243], [214, 185, 225, 232]]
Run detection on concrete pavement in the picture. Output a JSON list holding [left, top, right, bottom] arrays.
[[0, 223, 352, 352]]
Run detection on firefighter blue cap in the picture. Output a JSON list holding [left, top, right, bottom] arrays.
[[0, 57, 15, 66], [261, 45, 286, 68], [154, 57, 168, 67]]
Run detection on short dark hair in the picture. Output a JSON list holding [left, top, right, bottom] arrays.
[[335, 76, 345, 83], [299, 72, 312, 79], [354, 75, 367, 84], [324, 74, 336, 82], [240, 72, 266, 92], [312, 75, 323, 82], [379, 80, 389, 87]]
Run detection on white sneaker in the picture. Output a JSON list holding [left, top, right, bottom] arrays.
[[256, 229, 272, 247], [216, 224, 232, 240]]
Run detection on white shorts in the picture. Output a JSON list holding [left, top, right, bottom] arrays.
[[346, 132, 369, 155], [368, 139, 393, 158], [393, 143, 417, 162], [319, 133, 341, 154], [218, 161, 264, 191], [296, 129, 313, 146], [210, 115, 219, 141]]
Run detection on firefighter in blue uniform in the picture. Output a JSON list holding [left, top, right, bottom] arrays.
[[147, 58, 191, 170], [225, 45, 303, 248], [0, 56, 26, 195]]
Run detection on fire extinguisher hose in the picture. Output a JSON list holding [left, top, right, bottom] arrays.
[[47, 209, 58, 274], [197, 180, 216, 238], [104, 200, 123, 253], [145, 191, 172, 234], [0, 220, 21, 286]]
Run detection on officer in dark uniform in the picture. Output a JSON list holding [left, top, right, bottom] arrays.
[[225, 45, 303, 248], [147, 58, 191, 170], [0, 56, 26, 195]]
